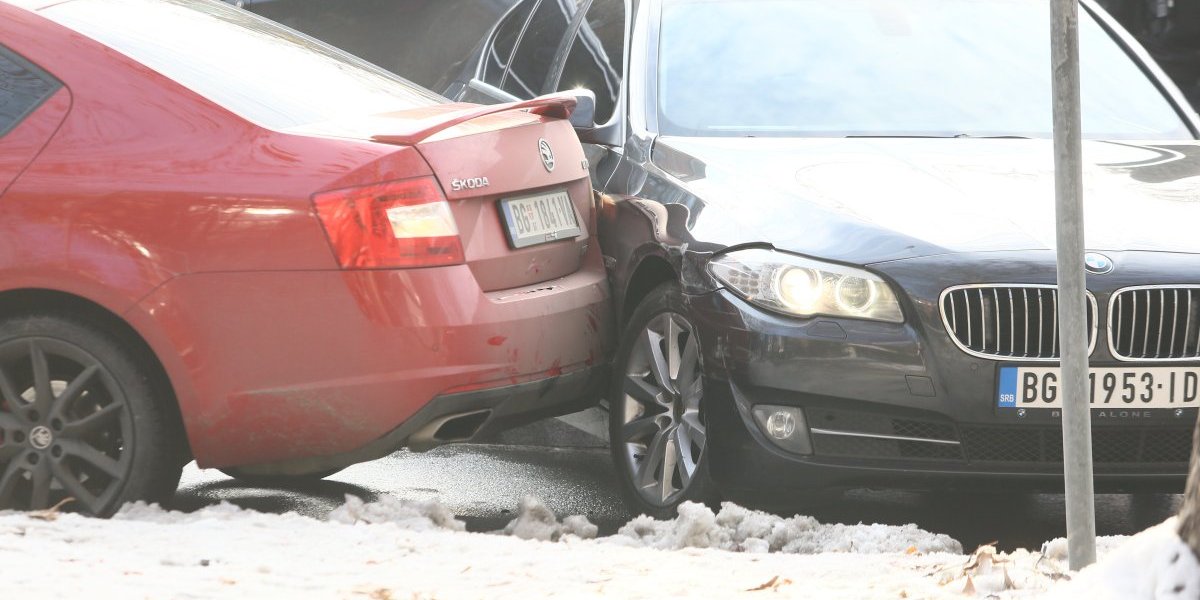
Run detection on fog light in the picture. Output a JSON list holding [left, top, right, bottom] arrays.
[[765, 411, 796, 439], [751, 405, 812, 455]]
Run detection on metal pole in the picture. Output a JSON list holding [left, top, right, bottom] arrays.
[[1050, 0, 1097, 570]]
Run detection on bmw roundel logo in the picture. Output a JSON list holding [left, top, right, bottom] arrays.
[[1084, 252, 1113, 274]]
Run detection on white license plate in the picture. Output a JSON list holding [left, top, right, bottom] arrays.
[[499, 190, 581, 249], [998, 366, 1200, 409]]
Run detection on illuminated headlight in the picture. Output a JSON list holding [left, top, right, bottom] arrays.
[[708, 249, 904, 323]]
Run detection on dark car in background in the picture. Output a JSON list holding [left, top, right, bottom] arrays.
[[225, 0, 518, 91], [463, 0, 1200, 519], [248, 0, 1200, 518]]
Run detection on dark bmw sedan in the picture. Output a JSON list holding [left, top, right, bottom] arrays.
[[246, 0, 1200, 517], [450, 0, 1200, 516]]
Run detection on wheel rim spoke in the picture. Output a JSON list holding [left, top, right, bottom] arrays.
[[637, 428, 670, 489], [659, 428, 679, 503], [664, 315, 682, 382], [50, 460, 97, 510], [682, 380, 704, 412], [0, 459, 25, 505], [643, 327, 675, 394], [0, 367, 27, 421], [29, 461, 51, 509], [61, 402, 123, 438], [673, 425, 696, 485], [0, 411, 22, 430], [681, 412, 707, 449], [620, 415, 660, 443], [29, 340, 53, 414], [50, 364, 99, 420], [623, 375, 663, 408], [0, 443, 20, 464], [676, 332, 699, 393], [60, 440, 123, 479]]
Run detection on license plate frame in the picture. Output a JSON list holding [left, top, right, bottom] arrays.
[[498, 189, 581, 249], [997, 364, 1200, 410]]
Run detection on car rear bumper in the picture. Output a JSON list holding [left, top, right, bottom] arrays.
[[690, 289, 1193, 495], [132, 254, 613, 468]]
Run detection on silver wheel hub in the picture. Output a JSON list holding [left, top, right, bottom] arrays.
[[618, 312, 707, 507], [29, 426, 52, 450]]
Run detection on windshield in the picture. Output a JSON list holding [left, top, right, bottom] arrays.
[[43, 0, 444, 129], [658, 0, 1193, 139]]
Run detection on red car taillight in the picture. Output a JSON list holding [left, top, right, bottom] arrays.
[[313, 176, 464, 269]]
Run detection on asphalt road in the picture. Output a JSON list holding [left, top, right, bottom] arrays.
[[174, 443, 1183, 552]]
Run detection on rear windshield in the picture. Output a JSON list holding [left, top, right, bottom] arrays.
[[43, 0, 444, 129]]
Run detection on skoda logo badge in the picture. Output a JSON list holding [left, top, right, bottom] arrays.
[[538, 138, 555, 172], [1084, 252, 1113, 275], [29, 425, 52, 449]]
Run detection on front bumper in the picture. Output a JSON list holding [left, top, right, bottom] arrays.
[[689, 252, 1198, 494]]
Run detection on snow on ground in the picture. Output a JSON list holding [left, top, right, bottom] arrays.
[[1052, 518, 1200, 599], [0, 494, 1194, 599]]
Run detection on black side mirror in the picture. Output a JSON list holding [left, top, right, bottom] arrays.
[[562, 89, 596, 129], [465, 80, 619, 146], [559, 89, 621, 146]]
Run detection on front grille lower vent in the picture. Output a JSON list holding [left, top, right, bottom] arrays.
[[940, 285, 1096, 360], [959, 426, 1193, 464], [807, 415, 1194, 465], [1109, 286, 1200, 361]]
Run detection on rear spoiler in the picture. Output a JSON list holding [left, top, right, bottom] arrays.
[[371, 92, 579, 146]]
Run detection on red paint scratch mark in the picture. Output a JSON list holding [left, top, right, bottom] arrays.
[[487, 336, 507, 346], [546, 360, 563, 377]]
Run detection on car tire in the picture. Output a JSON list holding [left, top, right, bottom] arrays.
[[218, 467, 343, 487], [609, 281, 718, 519], [0, 314, 183, 517]]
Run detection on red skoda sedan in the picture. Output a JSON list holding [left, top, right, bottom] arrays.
[[0, 0, 612, 515]]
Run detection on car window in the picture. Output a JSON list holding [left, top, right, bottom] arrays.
[[555, 0, 625, 124], [0, 45, 60, 138], [502, 0, 585, 99], [658, 0, 1193, 139], [42, 0, 444, 130], [482, 0, 539, 87]]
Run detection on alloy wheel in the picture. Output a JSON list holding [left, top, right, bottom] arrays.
[[0, 337, 133, 513], [617, 311, 706, 507]]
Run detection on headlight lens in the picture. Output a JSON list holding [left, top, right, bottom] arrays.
[[708, 249, 904, 323]]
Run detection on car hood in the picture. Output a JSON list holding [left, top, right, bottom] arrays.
[[652, 137, 1200, 265]]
